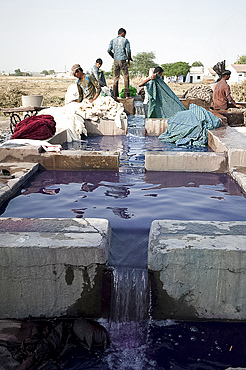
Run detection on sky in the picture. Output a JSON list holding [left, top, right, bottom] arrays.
[[0, 0, 245, 74]]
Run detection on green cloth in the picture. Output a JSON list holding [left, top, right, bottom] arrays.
[[159, 103, 220, 147], [145, 74, 186, 118]]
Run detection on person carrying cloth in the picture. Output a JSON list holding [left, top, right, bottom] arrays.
[[139, 66, 186, 118], [107, 28, 132, 99], [71, 64, 101, 103]]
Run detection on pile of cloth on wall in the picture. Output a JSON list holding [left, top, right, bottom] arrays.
[[159, 103, 220, 147], [10, 96, 126, 142], [39, 96, 126, 141], [11, 115, 56, 140]]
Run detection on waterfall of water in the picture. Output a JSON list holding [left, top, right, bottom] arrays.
[[110, 267, 149, 323]]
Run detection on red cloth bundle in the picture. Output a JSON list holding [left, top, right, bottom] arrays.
[[11, 114, 56, 140]]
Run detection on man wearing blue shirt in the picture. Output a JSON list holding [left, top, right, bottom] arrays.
[[107, 28, 132, 99]]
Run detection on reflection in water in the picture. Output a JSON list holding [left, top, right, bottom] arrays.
[[104, 185, 130, 199], [106, 207, 133, 219]]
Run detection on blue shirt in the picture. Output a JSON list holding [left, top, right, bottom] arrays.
[[107, 36, 131, 61]]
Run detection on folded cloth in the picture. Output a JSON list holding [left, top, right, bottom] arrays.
[[159, 103, 220, 147], [11, 115, 56, 140]]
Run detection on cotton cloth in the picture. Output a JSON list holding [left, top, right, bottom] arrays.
[[159, 103, 220, 147], [65, 84, 79, 104], [39, 96, 126, 141], [145, 74, 186, 118], [11, 115, 56, 140]]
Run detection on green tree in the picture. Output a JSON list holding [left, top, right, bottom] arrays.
[[161, 63, 172, 76], [41, 70, 49, 75], [191, 61, 203, 67], [161, 62, 190, 80], [11, 69, 30, 76], [129, 51, 158, 77], [14, 68, 23, 76], [235, 55, 246, 64], [48, 69, 55, 75]]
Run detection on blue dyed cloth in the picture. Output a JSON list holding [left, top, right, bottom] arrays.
[[159, 103, 220, 147], [145, 74, 186, 118]]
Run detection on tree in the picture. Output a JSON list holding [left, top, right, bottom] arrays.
[[12, 68, 30, 76], [48, 69, 55, 75], [129, 51, 158, 77], [191, 61, 203, 67], [161, 63, 172, 77], [235, 55, 246, 64], [14, 68, 23, 76], [161, 61, 190, 80], [41, 70, 49, 75]]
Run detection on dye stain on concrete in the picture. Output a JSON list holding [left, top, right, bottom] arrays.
[[65, 265, 74, 285]]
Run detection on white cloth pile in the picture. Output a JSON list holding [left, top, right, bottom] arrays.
[[0, 139, 62, 152], [38, 96, 127, 142], [38, 103, 87, 142], [77, 96, 126, 128]]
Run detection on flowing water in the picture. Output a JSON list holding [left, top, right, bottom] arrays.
[[1, 104, 246, 369]]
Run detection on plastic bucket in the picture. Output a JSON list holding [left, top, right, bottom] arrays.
[[22, 95, 43, 107]]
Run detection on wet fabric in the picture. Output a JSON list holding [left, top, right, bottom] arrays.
[[11, 115, 56, 140], [159, 103, 220, 146], [4, 318, 110, 369], [145, 74, 186, 118]]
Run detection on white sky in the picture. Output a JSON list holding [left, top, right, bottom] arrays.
[[0, 0, 245, 74]]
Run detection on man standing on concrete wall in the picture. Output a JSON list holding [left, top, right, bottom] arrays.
[[107, 28, 132, 99]]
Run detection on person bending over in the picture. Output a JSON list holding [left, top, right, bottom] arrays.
[[213, 70, 242, 110], [71, 64, 101, 103]]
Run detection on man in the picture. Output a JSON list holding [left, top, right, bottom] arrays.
[[139, 67, 164, 117], [213, 70, 242, 110], [70, 64, 101, 103], [107, 28, 132, 99], [91, 58, 107, 87]]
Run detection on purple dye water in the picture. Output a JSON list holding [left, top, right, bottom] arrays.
[[1, 113, 246, 368], [1, 169, 246, 267]]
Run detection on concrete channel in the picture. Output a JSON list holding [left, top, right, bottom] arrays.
[[1, 103, 246, 321]]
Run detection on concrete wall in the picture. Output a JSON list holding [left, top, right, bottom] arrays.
[[0, 162, 40, 207], [0, 217, 111, 319], [148, 219, 246, 320], [84, 118, 128, 136], [0, 147, 119, 171], [145, 151, 227, 172], [208, 126, 246, 169]]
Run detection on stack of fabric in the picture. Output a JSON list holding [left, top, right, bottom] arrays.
[[159, 103, 220, 147], [39, 96, 126, 141]]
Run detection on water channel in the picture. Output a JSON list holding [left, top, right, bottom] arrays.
[[1, 105, 246, 369]]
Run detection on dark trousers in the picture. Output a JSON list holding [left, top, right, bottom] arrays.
[[113, 60, 130, 98]]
